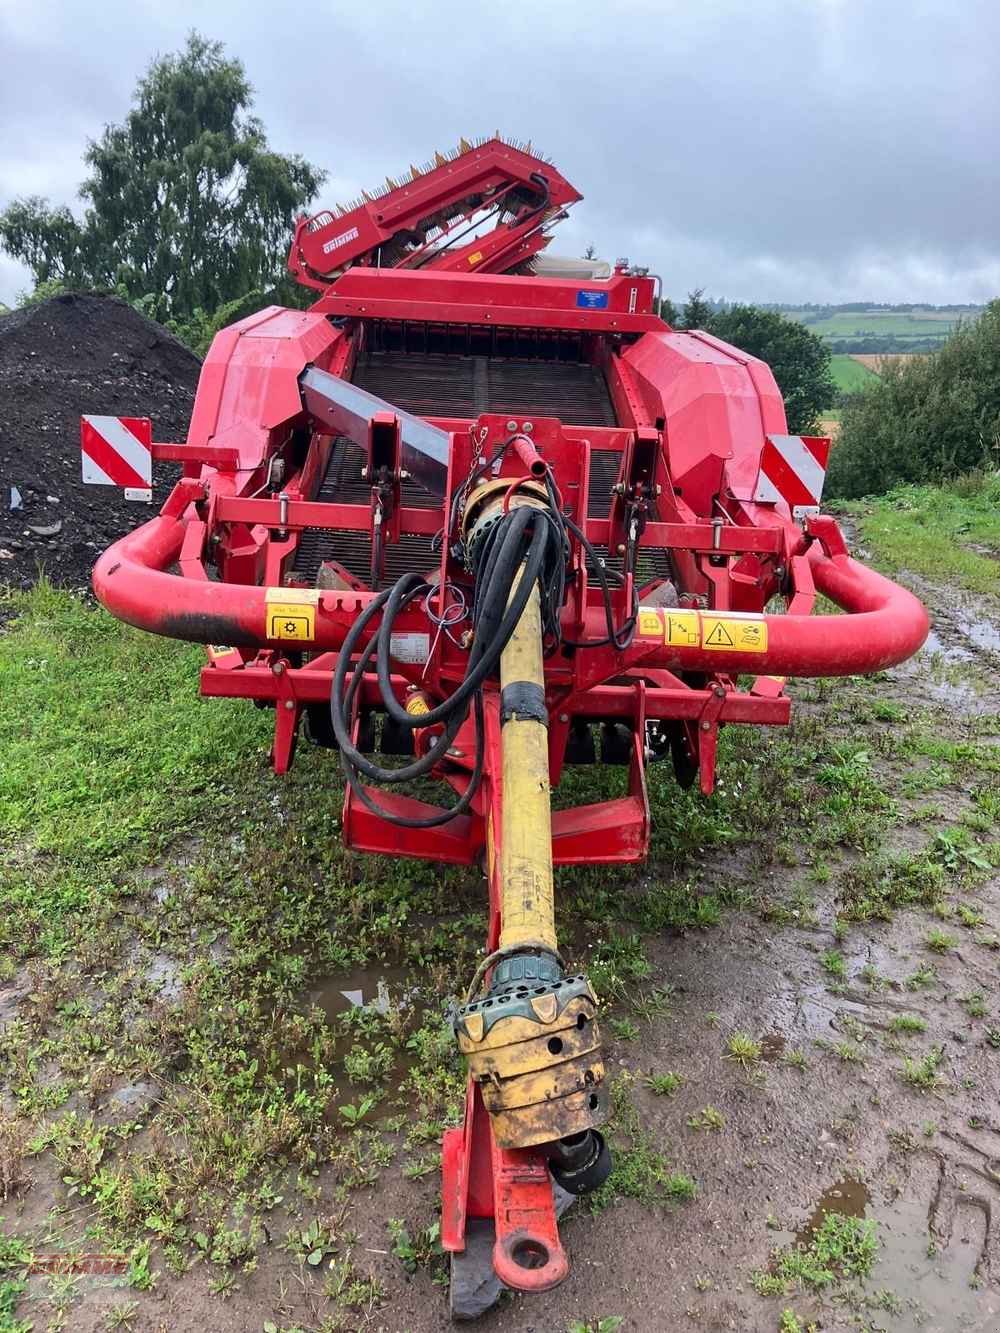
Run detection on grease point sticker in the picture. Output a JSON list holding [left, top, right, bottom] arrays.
[[265, 587, 320, 642]]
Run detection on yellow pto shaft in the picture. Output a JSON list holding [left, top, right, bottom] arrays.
[[454, 533, 607, 1154], [498, 567, 557, 956]]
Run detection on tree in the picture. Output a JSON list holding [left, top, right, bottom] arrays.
[[827, 302, 1000, 497], [680, 288, 713, 330], [0, 33, 324, 321], [708, 304, 834, 434], [657, 295, 679, 325]]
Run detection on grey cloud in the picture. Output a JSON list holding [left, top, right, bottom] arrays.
[[1, 0, 998, 306]]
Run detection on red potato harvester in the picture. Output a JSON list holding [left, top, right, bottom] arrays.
[[82, 136, 928, 1317]]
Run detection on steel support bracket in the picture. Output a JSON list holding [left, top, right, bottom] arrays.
[[696, 681, 728, 795]]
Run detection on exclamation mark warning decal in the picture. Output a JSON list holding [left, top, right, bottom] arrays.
[[705, 622, 735, 648], [702, 616, 768, 653]]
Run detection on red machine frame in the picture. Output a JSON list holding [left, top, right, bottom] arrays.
[[87, 136, 929, 1309]]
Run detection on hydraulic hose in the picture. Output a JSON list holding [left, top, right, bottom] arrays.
[[328, 502, 561, 828]]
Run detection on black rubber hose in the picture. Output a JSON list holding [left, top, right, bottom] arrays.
[[328, 504, 557, 828], [375, 512, 550, 731], [331, 577, 470, 785], [337, 630, 486, 828]]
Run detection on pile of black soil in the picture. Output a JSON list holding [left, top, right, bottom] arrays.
[[0, 292, 201, 590]]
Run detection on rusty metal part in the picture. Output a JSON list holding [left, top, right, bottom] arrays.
[[455, 970, 606, 1149]]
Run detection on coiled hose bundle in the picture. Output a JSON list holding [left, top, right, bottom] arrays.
[[328, 478, 636, 829]]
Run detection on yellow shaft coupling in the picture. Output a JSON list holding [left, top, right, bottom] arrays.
[[456, 970, 605, 1148]]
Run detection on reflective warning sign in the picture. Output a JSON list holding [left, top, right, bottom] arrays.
[[637, 609, 662, 637], [664, 610, 701, 647], [702, 615, 768, 653], [265, 587, 320, 642]]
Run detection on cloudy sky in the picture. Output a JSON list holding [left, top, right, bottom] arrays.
[[1, 0, 998, 307]]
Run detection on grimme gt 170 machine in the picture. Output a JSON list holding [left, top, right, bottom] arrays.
[[83, 136, 928, 1316]]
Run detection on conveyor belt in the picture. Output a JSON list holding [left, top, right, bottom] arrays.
[[353, 352, 617, 427], [293, 436, 441, 588]]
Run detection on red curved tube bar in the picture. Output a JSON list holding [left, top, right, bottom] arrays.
[[93, 511, 929, 679]]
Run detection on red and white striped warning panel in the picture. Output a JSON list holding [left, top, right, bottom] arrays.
[[80, 415, 153, 502], [753, 434, 831, 512]]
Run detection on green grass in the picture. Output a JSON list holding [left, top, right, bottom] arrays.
[[589, 1079, 697, 1211], [0, 582, 271, 858], [688, 1105, 725, 1132], [924, 927, 956, 954], [829, 354, 876, 395], [0, 582, 274, 956], [839, 475, 1000, 596], [751, 1211, 878, 1296], [0, 583, 483, 1294], [645, 1072, 683, 1097], [725, 1032, 762, 1070], [820, 949, 846, 979], [900, 1045, 945, 1091], [888, 1015, 927, 1034]]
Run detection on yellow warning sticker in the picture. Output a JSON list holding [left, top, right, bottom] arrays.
[[702, 615, 768, 653], [265, 587, 320, 642], [663, 610, 701, 648], [637, 608, 662, 637], [467, 250, 484, 266]]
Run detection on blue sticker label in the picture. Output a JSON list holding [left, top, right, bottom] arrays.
[[576, 289, 609, 309]]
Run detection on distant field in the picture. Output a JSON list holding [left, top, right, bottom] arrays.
[[819, 416, 841, 439], [806, 312, 963, 339], [850, 352, 924, 372], [783, 306, 978, 346], [830, 353, 876, 393]]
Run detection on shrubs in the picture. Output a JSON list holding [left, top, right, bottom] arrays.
[[828, 301, 1000, 497]]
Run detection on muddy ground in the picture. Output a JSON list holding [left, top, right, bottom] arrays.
[[2, 554, 999, 1333]]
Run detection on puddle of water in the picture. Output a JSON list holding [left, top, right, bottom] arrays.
[[920, 628, 973, 664], [309, 963, 419, 1025], [786, 984, 874, 1041], [145, 953, 183, 1000], [788, 1177, 997, 1332], [794, 1176, 870, 1246], [869, 1194, 996, 1332], [916, 613, 1000, 668], [960, 615, 1000, 657], [299, 963, 436, 1127]]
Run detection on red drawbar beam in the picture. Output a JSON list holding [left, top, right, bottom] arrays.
[[94, 507, 929, 678]]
